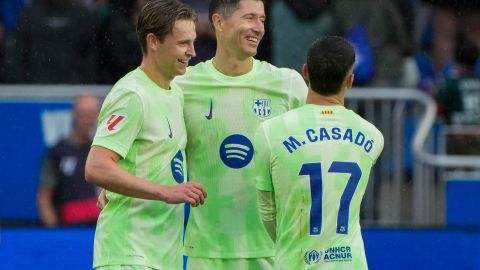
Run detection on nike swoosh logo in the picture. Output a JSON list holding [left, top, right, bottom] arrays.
[[167, 118, 173, 138], [205, 98, 213, 120]]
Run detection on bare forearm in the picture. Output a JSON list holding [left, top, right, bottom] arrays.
[[85, 146, 207, 206], [85, 157, 165, 200]]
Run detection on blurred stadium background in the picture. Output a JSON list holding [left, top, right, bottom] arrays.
[[0, 85, 479, 269]]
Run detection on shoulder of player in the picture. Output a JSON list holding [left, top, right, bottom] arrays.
[[103, 78, 144, 110], [111, 71, 183, 106], [255, 59, 303, 79], [175, 61, 208, 80], [348, 110, 384, 140], [108, 69, 155, 99], [262, 106, 304, 128], [172, 62, 208, 91]]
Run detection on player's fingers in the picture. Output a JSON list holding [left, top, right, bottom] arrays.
[[186, 197, 197, 207], [190, 186, 206, 204], [188, 191, 202, 205], [189, 182, 207, 198], [198, 190, 206, 204], [196, 186, 207, 201], [180, 182, 204, 206]]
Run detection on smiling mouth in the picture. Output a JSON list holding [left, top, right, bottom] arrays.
[[246, 36, 259, 44], [178, 59, 189, 65]]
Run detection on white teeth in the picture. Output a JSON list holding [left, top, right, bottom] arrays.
[[247, 37, 258, 43]]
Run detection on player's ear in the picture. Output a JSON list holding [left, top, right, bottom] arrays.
[[211, 13, 223, 32], [345, 66, 354, 89], [346, 73, 354, 89], [302, 64, 309, 81], [146, 33, 158, 52]]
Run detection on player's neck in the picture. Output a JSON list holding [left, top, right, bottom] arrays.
[[140, 60, 172, 90], [212, 51, 253, 76], [306, 89, 344, 106]]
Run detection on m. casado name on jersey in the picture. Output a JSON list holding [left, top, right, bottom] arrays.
[[282, 127, 375, 154]]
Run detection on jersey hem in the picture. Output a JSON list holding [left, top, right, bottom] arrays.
[[184, 250, 274, 259], [94, 260, 179, 270]]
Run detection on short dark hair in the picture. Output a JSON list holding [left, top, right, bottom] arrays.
[[209, 0, 264, 24], [307, 36, 355, 96], [136, 0, 197, 55]]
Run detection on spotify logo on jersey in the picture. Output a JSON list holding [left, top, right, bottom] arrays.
[[219, 134, 254, 169], [171, 150, 184, 183]]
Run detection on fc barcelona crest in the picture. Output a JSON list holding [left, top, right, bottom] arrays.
[[253, 99, 271, 118]]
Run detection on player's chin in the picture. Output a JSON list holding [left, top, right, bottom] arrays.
[[243, 47, 258, 58], [175, 66, 187, 76]]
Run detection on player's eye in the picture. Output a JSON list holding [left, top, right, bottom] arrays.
[[243, 15, 254, 20]]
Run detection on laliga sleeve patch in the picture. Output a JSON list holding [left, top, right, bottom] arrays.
[[105, 114, 127, 132]]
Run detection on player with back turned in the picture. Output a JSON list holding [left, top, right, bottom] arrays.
[[254, 36, 384, 269]]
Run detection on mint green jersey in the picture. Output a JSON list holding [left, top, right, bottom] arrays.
[[254, 104, 384, 270], [173, 59, 307, 258], [92, 68, 187, 269]]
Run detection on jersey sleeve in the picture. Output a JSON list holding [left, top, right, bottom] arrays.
[[93, 91, 144, 158], [256, 190, 277, 241], [253, 124, 274, 192], [288, 69, 308, 110], [371, 129, 385, 164]]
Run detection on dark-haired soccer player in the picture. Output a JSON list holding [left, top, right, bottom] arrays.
[[254, 36, 384, 269]]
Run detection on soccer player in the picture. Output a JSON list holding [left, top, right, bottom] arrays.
[[253, 36, 384, 269], [173, 0, 308, 269], [84, 1, 206, 269]]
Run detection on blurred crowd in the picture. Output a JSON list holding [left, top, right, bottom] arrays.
[[0, 0, 216, 84], [1, 0, 479, 136], [0, 0, 479, 88]]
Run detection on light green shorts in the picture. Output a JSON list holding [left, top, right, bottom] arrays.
[[185, 257, 273, 270]]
